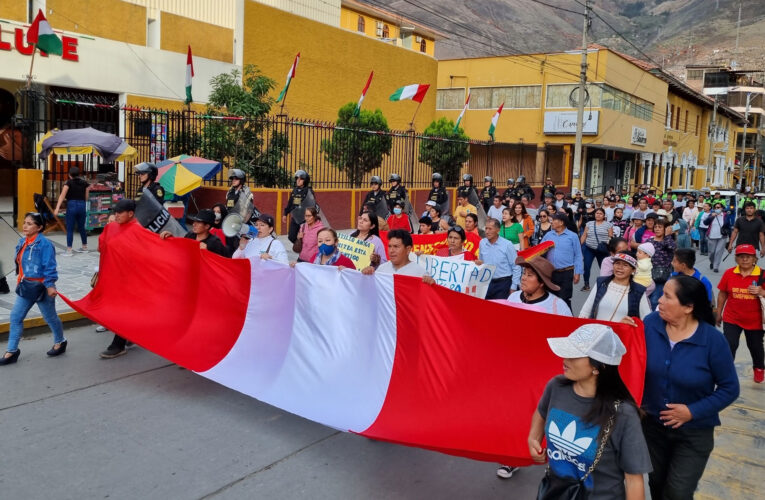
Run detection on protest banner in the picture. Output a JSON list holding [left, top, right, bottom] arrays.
[[379, 231, 481, 258], [337, 232, 374, 269], [413, 253, 494, 298]]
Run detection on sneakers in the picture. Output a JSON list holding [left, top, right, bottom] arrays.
[[61, 250, 74, 257], [496, 466, 520, 479], [75, 247, 89, 253], [755, 368, 764, 384], [99, 346, 127, 359], [95, 325, 108, 333], [581, 285, 590, 291]]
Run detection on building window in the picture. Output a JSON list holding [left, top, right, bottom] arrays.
[[436, 88, 466, 110], [357, 16, 365, 33], [686, 69, 704, 80], [601, 84, 653, 120], [382, 24, 389, 38], [695, 115, 699, 135], [420, 39, 427, 52], [684, 110, 689, 132], [471, 85, 542, 109], [545, 84, 602, 108], [675, 106, 681, 130]]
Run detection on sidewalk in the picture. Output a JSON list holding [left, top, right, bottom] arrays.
[[0, 228, 301, 333]]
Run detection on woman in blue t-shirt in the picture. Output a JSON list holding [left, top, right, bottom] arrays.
[[528, 324, 651, 499]]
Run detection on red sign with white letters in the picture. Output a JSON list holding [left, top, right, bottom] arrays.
[[0, 27, 79, 61]]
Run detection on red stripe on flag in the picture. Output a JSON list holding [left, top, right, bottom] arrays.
[[361, 71, 374, 95], [27, 9, 46, 44], [187, 45, 194, 77], [412, 84, 430, 103], [60, 223, 250, 372], [360, 275, 646, 464]]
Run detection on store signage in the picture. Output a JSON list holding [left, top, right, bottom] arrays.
[[631, 126, 647, 146], [543, 111, 599, 135], [0, 26, 79, 61]]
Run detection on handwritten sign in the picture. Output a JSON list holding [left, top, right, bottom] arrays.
[[413, 253, 495, 298], [379, 231, 481, 258], [337, 233, 375, 270]]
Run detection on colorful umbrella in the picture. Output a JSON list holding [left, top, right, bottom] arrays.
[[156, 155, 222, 196], [36, 127, 137, 162]]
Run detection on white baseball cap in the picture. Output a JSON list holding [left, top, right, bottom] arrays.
[[425, 200, 438, 207], [547, 324, 626, 366]]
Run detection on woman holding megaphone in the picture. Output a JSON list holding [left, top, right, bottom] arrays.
[[232, 214, 288, 264]]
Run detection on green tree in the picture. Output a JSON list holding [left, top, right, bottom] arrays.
[[419, 117, 471, 185], [321, 102, 392, 188], [200, 65, 290, 187]]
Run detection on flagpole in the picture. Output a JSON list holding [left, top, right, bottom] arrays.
[[278, 90, 288, 116], [26, 47, 37, 89], [409, 101, 423, 131]]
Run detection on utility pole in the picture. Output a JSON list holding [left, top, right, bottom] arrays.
[[739, 92, 752, 189], [735, 1, 742, 51], [572, 0, 590, 191], [706, 95, 718, 185]]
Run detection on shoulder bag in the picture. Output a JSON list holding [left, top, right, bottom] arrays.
[[16, 279, 47, 302], [536, 401, 621, 500], [592, 222, 609, 255]]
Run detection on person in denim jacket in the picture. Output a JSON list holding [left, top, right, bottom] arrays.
[[1, 213, 66, 365]]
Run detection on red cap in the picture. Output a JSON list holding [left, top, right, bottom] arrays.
[[735, 244, 757, 255]]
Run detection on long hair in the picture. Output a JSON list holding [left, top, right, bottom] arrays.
[[350, 211, 380, 239], [212, 203, 228, 229], [511, 201, 527, 222], [669, 275, 716, 325], [562, 361, 640, 429]]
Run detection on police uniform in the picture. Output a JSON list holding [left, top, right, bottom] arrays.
[[363, 188, 387, 215], [284, 185, 312, 243], [542, 183, 556, 200], [428, 186, 448, 206], [386, 184, 408, 212], [135, 182, 164, 204], [480, 185, 497, 211], [501, 187, 515, 205], [515, 183, 534, 201], [457, 185, 477, 201]]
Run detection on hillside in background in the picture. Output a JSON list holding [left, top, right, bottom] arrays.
[[371, 0, 765, 77]]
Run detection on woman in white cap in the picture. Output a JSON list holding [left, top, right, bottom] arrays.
[[579, 253, 651, 324], [528, 324, 652, 499]]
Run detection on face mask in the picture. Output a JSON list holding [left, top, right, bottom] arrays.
[[318, 243, 335, 256], [715, 209, 722, 214], [585, 203, 592, 209], [393, 207, 402, 215], [617, 204, 624, 209], [214, 213, 222, 222]]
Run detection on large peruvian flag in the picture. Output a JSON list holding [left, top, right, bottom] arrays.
[[62, 224, 646, 465]]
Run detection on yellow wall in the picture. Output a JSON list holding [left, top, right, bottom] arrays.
[[48, 0, 146, 46], [160, 12, 233, 63], [339, 6, 434, 56], [16, 169, 42, 228], [435, 50, 667, 152], [0, 0, 26, 22], [244, 2, 437, 130], [126, 94, 206, 112]]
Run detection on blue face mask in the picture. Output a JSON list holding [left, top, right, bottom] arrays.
[[318, 243, 335, 256], [393, 207, 403, 215], [715, 209, 722, 214]]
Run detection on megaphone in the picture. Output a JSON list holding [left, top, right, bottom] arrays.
[[222, 213, 257, 239]]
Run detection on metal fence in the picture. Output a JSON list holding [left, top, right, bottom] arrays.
[[10, 89, 568, 201]]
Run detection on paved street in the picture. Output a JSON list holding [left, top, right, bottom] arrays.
[[0, 230, 763, 499]]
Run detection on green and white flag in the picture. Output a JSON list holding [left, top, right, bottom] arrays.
[[276, 53, 300, 103], [453, 92, 471, 133], [389, 83, 430, 103], [488, 102, 504, 140], [185, 45, 194, 104], [27, 9, 62, 55]]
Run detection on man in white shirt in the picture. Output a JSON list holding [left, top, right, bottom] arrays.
[[362, 229, 431, 279], [487, 195, 505, 221]]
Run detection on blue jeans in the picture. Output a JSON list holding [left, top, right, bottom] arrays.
[[699, 228, 709, 254], [582, 245, 606, 286], [65, 199, 87, 248], [649, 281, 665, 310], [8, 292, 65, 352]]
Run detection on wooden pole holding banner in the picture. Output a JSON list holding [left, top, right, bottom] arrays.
[[408, 100, 422, 131], [26, 47, 37, 89]]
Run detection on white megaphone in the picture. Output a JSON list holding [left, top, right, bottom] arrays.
[[222, 213, 257, 239]]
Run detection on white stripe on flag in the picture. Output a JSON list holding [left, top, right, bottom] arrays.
[[199, 259, 397, 432]]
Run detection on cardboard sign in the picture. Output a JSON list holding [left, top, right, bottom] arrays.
[[379, 231, 481, 258], [337, 233, 375, 270], [413, 253, 495, 298]]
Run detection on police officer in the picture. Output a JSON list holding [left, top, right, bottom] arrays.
[[226, 169, 255, 222], [283, 169, 314, 243], [134, 162, 164, 204], [541, 177, 556, 200], [502, 178, 516, 206], [362, 176, 387, 217], [386, 173, 408, 213], [514, 175, 534, 201], [457, 174, 478, 201], [480, 176, 497, 212], [428, 173, 449, 208]]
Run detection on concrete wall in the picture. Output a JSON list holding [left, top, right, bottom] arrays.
[[160, 11, 233, 63], [0, 0, 26, 22], [49, 0, 147, 46]]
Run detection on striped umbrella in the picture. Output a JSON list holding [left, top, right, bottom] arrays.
[[156, 155, 222, 196]]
